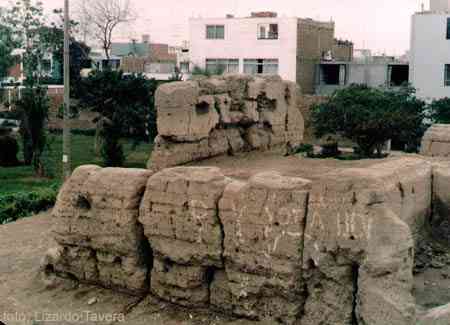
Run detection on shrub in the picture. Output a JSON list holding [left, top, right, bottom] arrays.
[[429, 97, 450, 124], [0, 127, 20, 166], [78, 70, 157, 167], [311, 84, 427, 157], [15, 83, 50, 175], [0, 185, 59, 224], [293, 143, 314, 157]]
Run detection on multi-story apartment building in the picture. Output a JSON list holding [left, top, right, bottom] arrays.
[[189, 12, 353, 94], [410, 0, 450, 99]]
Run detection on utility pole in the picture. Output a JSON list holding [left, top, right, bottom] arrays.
[[63, 0, 71, 180]]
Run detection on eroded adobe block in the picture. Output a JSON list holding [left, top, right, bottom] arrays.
[[421, 124, 450, 157], [149, 75, 305, 170], [301, 157, 430, 325], [216, 171, 311, 323], [139, 167, 230, 306], [48, 166, 153, 295]]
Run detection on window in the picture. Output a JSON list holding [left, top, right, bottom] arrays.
[[244, 59, 279, 75], [389, 65, 409, 87], [447, 18, 450, 39], [180, 62, 190, 73], [205, 59, 239, 74], [258, 24, 278, 39], [445, 64, 450, 86], [206, 25, 225, 39]]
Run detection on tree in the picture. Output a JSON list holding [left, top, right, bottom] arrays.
[[77, 0, 136, 60], [78, 70, 157, 166], [4, 0, 46, 82], [15, 82, 49, 175], [311, 84, 427, 157], [4, 1, 50, 175], [0, 24, 16, 80]]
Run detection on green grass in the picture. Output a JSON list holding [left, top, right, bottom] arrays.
[[0, 134, 153, 195]]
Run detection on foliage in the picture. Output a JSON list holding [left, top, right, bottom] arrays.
[[0, 24, 16, 80], [0, 186, 58, 224], [311, 84, 427, 157], [191, 66, 212, 77], [429, 97, 450, 124], [4, 0, 46, 82], [14, 83, 49, 175], [1, 134, 152, 222], [41, 9, 91, 92], [293, 143, 314, 157], [0, 128, 20, 166], [78, 70, 157, 166]]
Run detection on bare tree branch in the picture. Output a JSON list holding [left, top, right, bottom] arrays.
[[75, 0, 136, 60]]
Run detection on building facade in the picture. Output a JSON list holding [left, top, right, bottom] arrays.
[[410, 0, 450, 99], [189, 12, 353, 94], [315, 53, 409, 95]]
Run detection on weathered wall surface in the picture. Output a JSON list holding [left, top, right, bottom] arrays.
[[149, 75, 304, 170], [44, 155, 440, 324], [296, 94, 327, 142], [421, 124, 450, 157], [48, 166, 153, 295]]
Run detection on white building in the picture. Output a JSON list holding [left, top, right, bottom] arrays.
[[189, 12, 353, 93], [190, 13, 298, 82], [410, 0, 450, 99]]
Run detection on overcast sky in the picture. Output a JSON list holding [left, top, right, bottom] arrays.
[[0, 0, 424, 55]]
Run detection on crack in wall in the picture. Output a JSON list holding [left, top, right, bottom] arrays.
[[351, 263, 360, 325]]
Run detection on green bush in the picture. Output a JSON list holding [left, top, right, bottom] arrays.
[[48, 128, 97, 137], [0, 185, 59, 224], [78, 70, 157, 166], [429, 97, 450, 124], [293, 143, 314, 157], [311, 85, 427, 157]]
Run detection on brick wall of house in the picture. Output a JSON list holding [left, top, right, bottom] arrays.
[[333, 40, 354, 61], [296, 19, 335, 94]]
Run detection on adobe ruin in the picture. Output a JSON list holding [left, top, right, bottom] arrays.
[[43, 76, 450, 324]]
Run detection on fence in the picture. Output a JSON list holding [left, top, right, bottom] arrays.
[[0, 85, 64, 107], [0, 85, 64, 115]]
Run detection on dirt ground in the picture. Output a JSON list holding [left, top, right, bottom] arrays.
[[187, 150, 394, 181], [0, 153, 449, 324]]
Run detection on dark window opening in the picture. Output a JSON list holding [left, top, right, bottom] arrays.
[[447, 18, 450, 39], [445, 64, 450, 87], [257, 59, 264, 73], [390, 65, 409, 87], [321, 64, 341, 85]]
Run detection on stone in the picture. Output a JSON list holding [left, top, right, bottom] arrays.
[[48, 166, 154, 295], [217, 172, 311, 323], [421, 124, 450, 157], [301, 157, 429, 325], [139, 167, 231, 307], [149, 75, 305, 170]]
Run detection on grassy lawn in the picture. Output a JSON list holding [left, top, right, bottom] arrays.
[[0, 134, 153, 195]]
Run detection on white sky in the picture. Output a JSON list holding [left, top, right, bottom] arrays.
[[0, 0, 425, 55]]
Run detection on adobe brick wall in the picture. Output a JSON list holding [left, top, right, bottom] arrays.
[[43, 156, 438, 324]]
